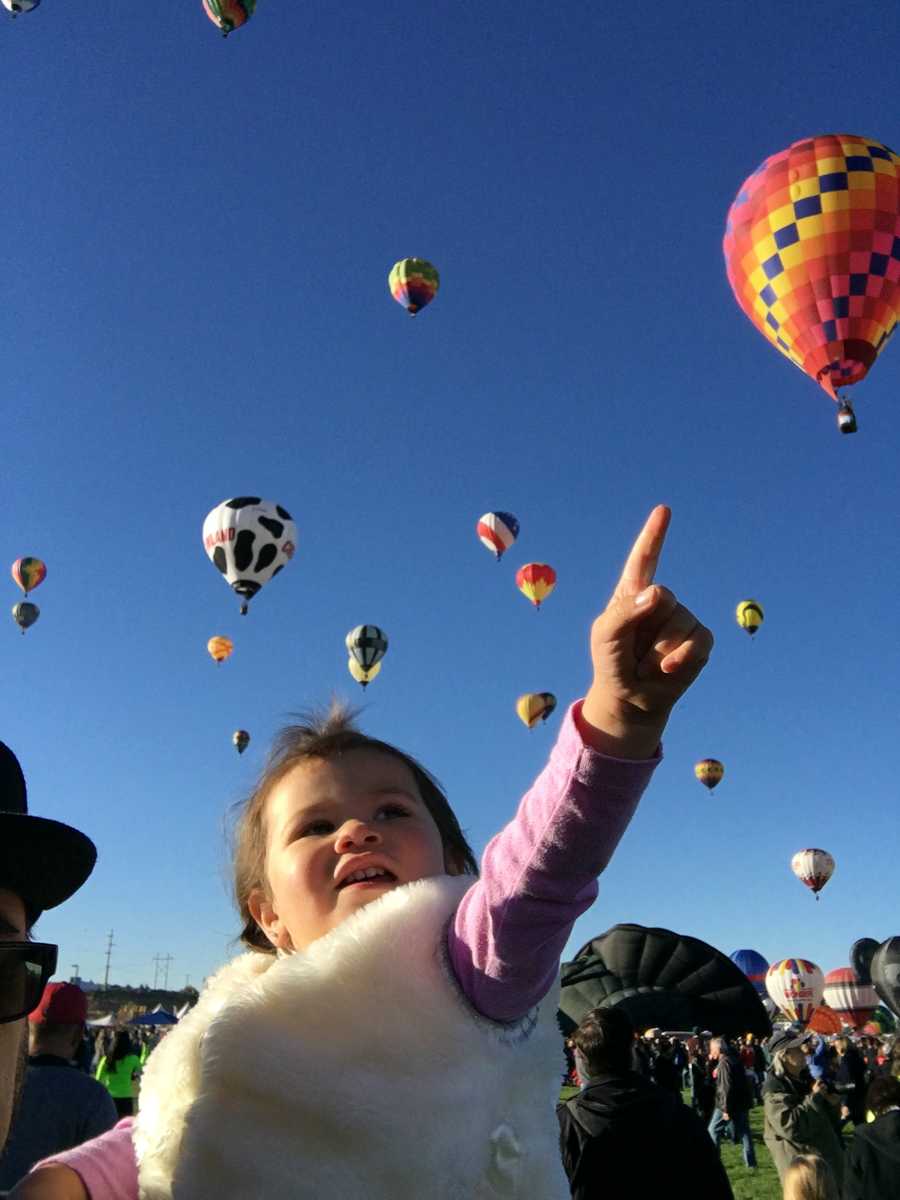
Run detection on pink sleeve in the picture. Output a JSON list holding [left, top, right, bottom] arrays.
[[449, 699, 660, 1022], [33, 1119, 137, 1200]]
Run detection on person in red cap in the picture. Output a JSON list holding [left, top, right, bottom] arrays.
[[0, 984, 116, 1189], [0, 739, 97, 1175]]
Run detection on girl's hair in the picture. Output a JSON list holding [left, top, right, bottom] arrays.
[[110, 1030, 133, 1066], [233, 700, 479, 953], [783, 1155, 838, 1200]]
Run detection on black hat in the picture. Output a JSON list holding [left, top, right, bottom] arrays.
[[0, 740, 96, 923], [766, 1028, 808, 1057]]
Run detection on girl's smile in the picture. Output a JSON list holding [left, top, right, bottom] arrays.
[[248, 748, 449, 952]]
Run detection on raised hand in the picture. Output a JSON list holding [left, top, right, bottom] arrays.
[[579, 506, 713, 759]]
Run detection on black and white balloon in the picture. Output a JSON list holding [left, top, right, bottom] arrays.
[[202, 497, 297, 614]]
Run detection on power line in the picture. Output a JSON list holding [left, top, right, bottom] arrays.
[[102, 931, 114, 990], [161, 953, 174, 990]]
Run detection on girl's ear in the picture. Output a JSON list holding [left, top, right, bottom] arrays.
[[443, 848, 466, 877], [247, 888, 289, 950]]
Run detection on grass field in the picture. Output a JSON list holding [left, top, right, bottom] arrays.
[[558, 1088, 782, 1199]]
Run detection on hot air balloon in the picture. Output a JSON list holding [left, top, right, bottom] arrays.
[[515, 563, 556, 609], [11, 558, 46, 596], [736, 600, 764, 636], [823, 967, 878, 1029], [516, 693, 557, 729], [808, 1004, 843, 1035], [729, 949, 769, 997], [560, 924, 770, 1039], [476, 512, 520, 562], [207, 636, 234, 665], [724, 134, 900, 434], [791, 848, 835, 899], [233, 730, 250, 755], [850, 937, 880, 984], [346, 626, 388, 689], [1, 1, 41, 14], [694, 759, 724, 791], [202, 498, 297, 615], [203, 0, 255, 35], [871, 936, 900, 1019], [11, 602, 39, 634], [388, 258, 439, 315], [766, 958, 824, 1026]]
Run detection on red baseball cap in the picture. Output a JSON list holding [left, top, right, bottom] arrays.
[[28, 981, 87, 1025]]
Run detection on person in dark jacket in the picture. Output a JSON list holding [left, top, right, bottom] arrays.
[[762, 1029, 844, 1186], [833, 1037, 868, 1128], [708, 1036, 757, 1168], [557, 1007, 733, 1200], [843, 1075, 900, 1200]]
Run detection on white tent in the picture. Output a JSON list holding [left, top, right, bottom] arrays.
[[86, 1013, 115, 1027]]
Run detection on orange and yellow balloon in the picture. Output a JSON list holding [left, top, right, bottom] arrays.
[[207, 635, 234, 665], [694, 759, 724, 791], [515, 563, 557, 609], [11, 557, 46, 596], [516, 693, 557, 729]]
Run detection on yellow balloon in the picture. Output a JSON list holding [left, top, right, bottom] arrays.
[[694, 758, 724, 790], [348, 657, 382, 689], [207, 635, 234, 664], [736, 600, 764, 636], [515, 693, 557, 729]]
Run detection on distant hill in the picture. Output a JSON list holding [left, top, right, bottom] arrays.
[[87, 984, 199, 1021]]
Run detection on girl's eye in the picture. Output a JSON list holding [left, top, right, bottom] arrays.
[[300, 820, 334, 837], [375, 803, 409, 820]]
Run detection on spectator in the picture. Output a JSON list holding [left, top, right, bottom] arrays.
[[708, 1035, 757, 1169], [832, 1037, 867, 1127], [762, 1029, 844, 1186], [557, 1007, 733, 1199], [689, 1040, 715, 1126], [783, 1153, 839, 1200], [94, 1034, 141, 1117], [842, 1075, 900, 1199], [0, 985, 116, 1189], [0, 740, 96, 1161]]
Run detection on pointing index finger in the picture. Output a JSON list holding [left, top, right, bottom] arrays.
[[615, 505, 671, 597]]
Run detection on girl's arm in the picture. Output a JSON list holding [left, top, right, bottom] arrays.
[[15, 1121, 138, 1200], [450, 507, 713, 1022]]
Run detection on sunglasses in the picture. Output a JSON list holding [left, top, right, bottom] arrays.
[[0, 942, 58, 1025]]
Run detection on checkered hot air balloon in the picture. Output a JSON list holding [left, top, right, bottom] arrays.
[[515, 563, 556, 609], [724, 134, 900, 433], [388, 259, 440, 315], [346, 626, 388, 689], [766, 958, 824, 1026], [791, 848, 834, 899], [202, 0, 255, 36], [476, 512, 520, 562]]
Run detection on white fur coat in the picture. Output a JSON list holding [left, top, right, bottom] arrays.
[[134, 876, 569, 1199]]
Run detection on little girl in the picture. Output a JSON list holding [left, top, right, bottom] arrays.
[[17, 505, 712, 1200]]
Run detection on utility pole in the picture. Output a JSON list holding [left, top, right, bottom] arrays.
[[152, 954, 163, 989], [184, 974, 191, 989], [161, 954, 174, 991], [103, 931, 114, 990], [71, 964, 79, 982]]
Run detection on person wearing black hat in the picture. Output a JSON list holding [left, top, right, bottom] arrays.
[[761, 1028, 844, 1185], [0, 741, 96, 1162]]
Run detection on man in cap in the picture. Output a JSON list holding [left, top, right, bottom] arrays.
[[0, 983, 116, 1189], [761, 1027, 844, 1185], [0, 741, 96, 1165]]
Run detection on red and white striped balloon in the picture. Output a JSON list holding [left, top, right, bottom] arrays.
[[791, 848, 834, 898], [823, 967, 878, 1029]]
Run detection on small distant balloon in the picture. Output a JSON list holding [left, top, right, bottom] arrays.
[[1, 1, 42, 14], [202, 0, 255, 35], [11, 558, 46, 596], [515, 563, 556, 609], [346, 626, 388, 688], [791, 848, 834, 899], [207, 636, 234, 665], [12, 602, 39, 634], [694, 759, 724, 791], [516, 693, 557, 729], [736, 600, 764, 636], [388, 258, 439, 315], [476, 512, 520, 562], [233, 730, 250, 755]]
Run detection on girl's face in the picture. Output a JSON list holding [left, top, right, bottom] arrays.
[[248, 749, 450, 952]]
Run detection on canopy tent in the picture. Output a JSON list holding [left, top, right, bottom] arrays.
[[86, 1013, 116, 1027], [130, 1008, 177, 1026]]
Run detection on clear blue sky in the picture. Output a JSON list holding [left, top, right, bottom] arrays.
[[4, 0, 899, 992]]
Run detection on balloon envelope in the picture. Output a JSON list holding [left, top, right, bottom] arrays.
[[388, 258, 439, 314], [202, 498, 296, 614], [11, 558, 46, 595], [207, 636, 234, 664], [560, 923, 770, 1038], [736, 600, 764, 636], [871, 936, 900, 1019], [766, 958, 824, 1026], [516, 693, 557, 729], [232, 730, 250, 755], [724, 134, 900, 408], [347, 658, 382, 689], [11, 602, 39, 632], [345, 626, 388, 671], [476, 512, 520, 561], [808, 1004, 843, 1035], [202, 0, 255, 34], [694, 759, 724, 790], [823, 967, 877, 1029], [791, 848, 835, 896], [850, 937, 880, 984], [1, 1, 42, 12], [729, 949, 769, 996], [515, 563, 556, 608]]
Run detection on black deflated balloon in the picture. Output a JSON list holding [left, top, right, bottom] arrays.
[[850, 937, 880, 985], [872, 936, 900, 1019], [559, 923, 771, 1038]]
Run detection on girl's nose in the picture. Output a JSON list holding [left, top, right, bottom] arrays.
[[334, 820, 382, 854]]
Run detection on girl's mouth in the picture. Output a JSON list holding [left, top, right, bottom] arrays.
[[336, 867, 397, 890]]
